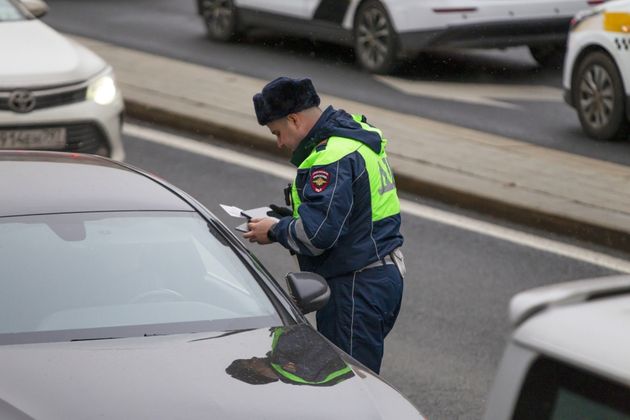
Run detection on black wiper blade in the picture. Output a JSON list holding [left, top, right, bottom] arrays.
[[143, 332, 172, 337], [71, 333, 172, 341], [70, 336, 122, 342], [189, 328, 255, 342]]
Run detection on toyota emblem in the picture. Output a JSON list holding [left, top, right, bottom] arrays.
[[8, 90, 36, 113]]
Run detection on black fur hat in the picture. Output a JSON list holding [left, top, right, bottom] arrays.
[[253, 77, 321, 125]]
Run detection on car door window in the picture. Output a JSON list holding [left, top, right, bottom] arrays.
[[512, 357, 630, 420]]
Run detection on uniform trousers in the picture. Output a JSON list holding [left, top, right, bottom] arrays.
[[316, 263, 403, 374]]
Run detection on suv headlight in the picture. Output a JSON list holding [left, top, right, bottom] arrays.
[[87, 69, 118, 105]]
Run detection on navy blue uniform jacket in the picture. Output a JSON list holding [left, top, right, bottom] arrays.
[[271, 106, 403, 279]]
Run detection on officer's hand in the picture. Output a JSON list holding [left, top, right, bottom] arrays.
[[243, 218, 277, 245], [268, 204, 292, 218]]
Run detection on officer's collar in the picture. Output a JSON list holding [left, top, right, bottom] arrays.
[[290, 106, 335, 167]]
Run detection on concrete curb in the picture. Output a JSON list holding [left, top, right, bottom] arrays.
[[125, 99, 283, 157], [123, 98, 630, 254]]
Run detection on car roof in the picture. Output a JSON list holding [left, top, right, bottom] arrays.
[[0, 151, 193, 217], [511, 275, 630, 386]]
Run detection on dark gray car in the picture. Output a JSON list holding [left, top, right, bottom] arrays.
[[0, 151, 423, 419]]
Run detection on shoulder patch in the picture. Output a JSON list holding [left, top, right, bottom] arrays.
[[310, 169, 331, 193]]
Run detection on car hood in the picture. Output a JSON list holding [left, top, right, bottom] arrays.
[[0, 326, 421, 419], [0, 20, 105, 88]]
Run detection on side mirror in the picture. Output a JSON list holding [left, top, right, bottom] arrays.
[[20, 0, 49, 18], [285, 272, 330, 315]]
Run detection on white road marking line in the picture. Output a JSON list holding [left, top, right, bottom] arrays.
[[400, 202, 630, 273], [124, 123, 294, 180], [124, 123, 630, 273]]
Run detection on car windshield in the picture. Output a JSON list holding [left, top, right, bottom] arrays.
[[0, 211, 282, 344], [0, 0, 25, 22]]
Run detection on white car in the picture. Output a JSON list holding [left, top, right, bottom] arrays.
[[563, 0, 630, 141], [198, 0, 610, 73], [484, 275, 630, 419], [0, 0, 124, 160]]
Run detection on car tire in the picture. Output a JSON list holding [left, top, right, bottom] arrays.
[[200, 0, 239, 42], [529, 44, 565, 70], [354, 0, 399, 74], [573, 51, 629, 141]]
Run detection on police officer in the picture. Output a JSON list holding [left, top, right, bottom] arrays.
[[244, 77, 405, 374]]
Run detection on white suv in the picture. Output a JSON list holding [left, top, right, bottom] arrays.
[[198, 0, 610, 73], [484, 275, 630, 419], [0, 0, 124, 160], [563, 0, 630, 141]]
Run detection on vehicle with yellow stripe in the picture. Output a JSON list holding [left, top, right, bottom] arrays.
[[199, 0, 612, 74], [563, 0, 630, 140]]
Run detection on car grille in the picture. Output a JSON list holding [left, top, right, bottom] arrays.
[[0, 123, 109, 155], [65, 123, 108, 154], [0, 86, 87, 112]]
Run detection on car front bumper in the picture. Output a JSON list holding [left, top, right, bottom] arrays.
[[0, 93, 124, 161]]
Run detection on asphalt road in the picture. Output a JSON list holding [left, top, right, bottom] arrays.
[[123, 127, 615, 420], [42, 0, 630, 166]]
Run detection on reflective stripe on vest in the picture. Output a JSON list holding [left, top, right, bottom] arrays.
[[291, 116, 400, 222]]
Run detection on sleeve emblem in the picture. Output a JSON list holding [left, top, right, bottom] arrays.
[[310, 169, 331, 193]]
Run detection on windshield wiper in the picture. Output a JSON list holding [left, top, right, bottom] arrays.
[[70, 336, 122, 342], [189, 328, 255, 342]]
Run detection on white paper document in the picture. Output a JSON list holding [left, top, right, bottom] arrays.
[[220, 204, 246, 218], [220, 204, 274, 232]]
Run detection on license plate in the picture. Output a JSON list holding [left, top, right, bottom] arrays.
[[0, 128, 66, 149]]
